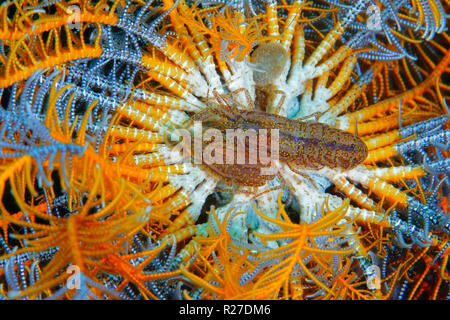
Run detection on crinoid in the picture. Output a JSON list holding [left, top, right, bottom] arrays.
[[0, 0, 449, 300]]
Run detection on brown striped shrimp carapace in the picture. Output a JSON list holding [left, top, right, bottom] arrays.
[[185, 92, 368, 187]]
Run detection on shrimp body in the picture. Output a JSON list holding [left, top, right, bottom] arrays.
[[240, 111, 368, 170], [190, 107, 368, 186]]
